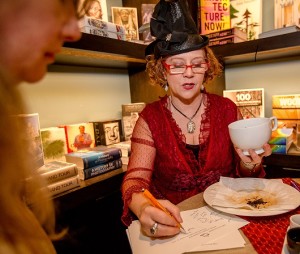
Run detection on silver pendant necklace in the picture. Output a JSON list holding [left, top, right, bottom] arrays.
[[170, 97, 203, 134]]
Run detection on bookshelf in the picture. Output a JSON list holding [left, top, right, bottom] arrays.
[[56, 31, 300, 68]]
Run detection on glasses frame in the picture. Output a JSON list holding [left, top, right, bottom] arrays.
[[162, 60, 209, 75]]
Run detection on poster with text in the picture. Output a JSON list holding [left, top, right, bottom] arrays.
[[199, 0, 231, 34], [223, 88, 264, 119]]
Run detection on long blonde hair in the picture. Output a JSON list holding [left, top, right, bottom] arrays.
[[0, 67, 64, 254]]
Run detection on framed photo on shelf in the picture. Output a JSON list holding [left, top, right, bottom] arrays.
[[111, 7, 139, 41], [141, 4, 155, 42], [78, 0, 108, 21]]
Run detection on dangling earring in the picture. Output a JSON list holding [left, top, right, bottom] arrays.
[[164, 84, 169, 91], [200, 84, 205, 92]]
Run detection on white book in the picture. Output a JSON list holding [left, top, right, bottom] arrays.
[[38, 161, 78, 184], [259, 25, 300, 39], [47, 175, 80, 197]]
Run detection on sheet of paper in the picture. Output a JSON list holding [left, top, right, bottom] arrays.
[[127, 206, 249, 254]]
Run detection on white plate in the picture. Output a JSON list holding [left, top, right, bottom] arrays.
[[203, 180, 300, 217]]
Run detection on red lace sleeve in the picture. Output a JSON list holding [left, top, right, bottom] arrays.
[[121, 116, 156, 226]]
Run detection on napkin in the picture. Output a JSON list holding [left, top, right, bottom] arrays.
[[211, 177, 297, 211]]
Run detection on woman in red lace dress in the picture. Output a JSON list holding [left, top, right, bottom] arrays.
[[121, 0, 272, 238]]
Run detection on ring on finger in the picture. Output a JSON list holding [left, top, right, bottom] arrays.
[[150, 222, 158, 235]]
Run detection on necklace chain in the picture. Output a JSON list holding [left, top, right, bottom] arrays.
[[170, 97, 203, 134]]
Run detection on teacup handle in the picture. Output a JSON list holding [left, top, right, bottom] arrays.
[[270, 116, 278, 131]]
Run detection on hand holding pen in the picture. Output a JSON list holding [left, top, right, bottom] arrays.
[[142, 189, 186, 236]]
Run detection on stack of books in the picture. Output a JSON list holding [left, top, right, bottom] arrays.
[[65, 146, 123, 180], [206, 28, 247, 46], [110, 140, 131, 165], [38, 161, 80, 197], [79, 16, 126, 40], [122, 102, 146, 141]]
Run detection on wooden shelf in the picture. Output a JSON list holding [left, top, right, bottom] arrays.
[[211, 31, 300, 65], [55, 33, 146, 69], [54, 31, 300, 68]]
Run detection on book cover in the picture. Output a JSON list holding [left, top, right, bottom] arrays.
[[274, 0, 300, 29], [78, 0, 108, 21], [141, 4, 155, 42], [38, 161, 78, 184], [205, 27, 247, 40], [91, 119, 122, 146], [78, 158, 122, 180], [209, 34, 246, 46], [223, 88, 264, 118], [47, 175, 80, 197], [111, 7, 139, 41], [17, 113, 44, 170], [230, 0, 262, 40], [122, 114, 139, 141], [41, 127, 68, 163], [199, 0, 231, 35], [62, 122, 95, 153], [272, 94, 300, 128], [65, 146, 122, 169], [122, 102, 146, 116]]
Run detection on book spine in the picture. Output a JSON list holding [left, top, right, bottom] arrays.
[[92, 122, 102, 146], [41, 166, 78, 184], [79, 158, 122, 180], [47, 175, 80, 196], [82, 149, 122, 169], [206, 28, 235, 40]]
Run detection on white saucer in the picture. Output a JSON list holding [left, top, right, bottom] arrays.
[[242, 148, 264, 156]]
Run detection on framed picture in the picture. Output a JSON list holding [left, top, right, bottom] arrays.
[[111, 7, 139, 41], [78, 0, 108, 21]]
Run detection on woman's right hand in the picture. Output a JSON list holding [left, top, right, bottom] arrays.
[[130, 193, 183, 238]]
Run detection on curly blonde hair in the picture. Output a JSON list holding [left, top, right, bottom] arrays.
[[145, 46, 223, 88]]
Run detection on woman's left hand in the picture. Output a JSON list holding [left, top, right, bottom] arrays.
[[235, 143, 272, 165]]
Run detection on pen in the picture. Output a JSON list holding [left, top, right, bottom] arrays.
[[142, 189, 186, 233]]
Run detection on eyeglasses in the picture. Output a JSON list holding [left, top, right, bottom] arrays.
[[162, 61, 209, 74]]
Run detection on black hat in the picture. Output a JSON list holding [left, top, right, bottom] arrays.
[[145, 0, 209, 59]]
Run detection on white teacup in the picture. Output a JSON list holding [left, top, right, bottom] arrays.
[[228, 117, 278, 155], [290, 214, 300, 229]]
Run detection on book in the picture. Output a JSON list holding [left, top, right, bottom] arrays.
[[47, 174, 80, 196], [41, 127, 68, 163], [78, 158, 122, 180], [110, 140, 131, 157], [205, 27, 247, 40], [122, 102, 146, 141], [17, 113, 44, 170], [230, 0, 262, 40], [258, 25, 300, 39], [38, 161, 78, 184], [62, 122, 95, 153], [111, 7, 139, 41], [78, 0, 108, 21], [91, 119, 122, 146], [272, 94, 300, 128], [122, 102, 146, 116], [80, 27, 126, 40], [141, 4, 155, 42], [274, 0, 300, 29], [209, 35, 246, 46], [199, 0, 231, 35], [223, 88, 264, 118], [65, 146, 122, 169]]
